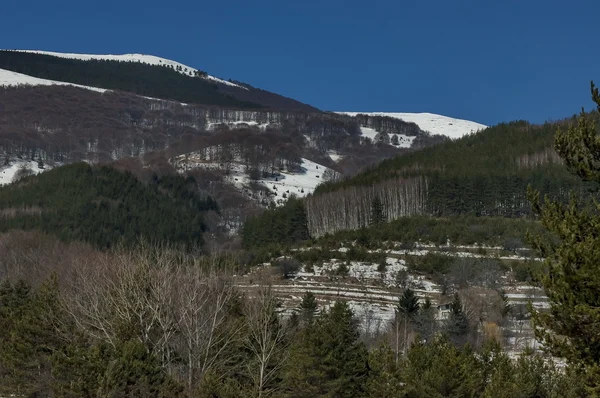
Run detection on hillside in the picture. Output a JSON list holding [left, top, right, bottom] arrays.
[[0, 49, 494, 226], [248, 116, 598, 237], [340, 112, 488, 139], [0, 50, 318, 111], [0, 163, 218, 248]]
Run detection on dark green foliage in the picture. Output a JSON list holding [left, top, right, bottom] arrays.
[[99, 340, 183, 397], [529, 82, 600, 393], [0, 50, 261, 108], [445, 294, 470, 345], [407, 252, 454, 275], [281, 301, 369, 397], [397, 288, 420, 318], [369, 195, 385, 226], [0, 279, 57, 396], [402, 337, 484, 397], [317, 215, 542, 249], [300, 291, 318, 323], [315, 115, 600, 218], [0, 163, 218, 249], [365, 345, 404, 397], [242, 196, 310, 249]]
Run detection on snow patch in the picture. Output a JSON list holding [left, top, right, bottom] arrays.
[[342, 112, 487, 139], [359, 127, 415, 148], [172, 151, 334, 206], [0, 160, 53, 186], [0, 68, 107, 93]]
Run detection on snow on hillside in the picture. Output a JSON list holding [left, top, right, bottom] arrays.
[[359, 127, 415, 148], [173, 152, 334, 206], [0, 68, 107, 93], [341, 112, 487, 139], [16, 50, 247, 90], [234, 158, 329, 200], [0, 160, 51, 186]]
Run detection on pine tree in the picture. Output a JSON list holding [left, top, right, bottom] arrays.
[[445, 293, 470, 345], [396, 288, 420, 358], [369, 195, 385, 226], [397, 288, 420, 316], [300, 291, 318, 324], [528, 81, 600, 393], [280, 301, 369, 397], [365, 344, 404, 397], [391, 134, 400, 146]]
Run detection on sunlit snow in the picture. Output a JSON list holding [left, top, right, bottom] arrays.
[[0, 160, 50, 186], [342, 112, 487, 139], [0, 68, 107, 93]]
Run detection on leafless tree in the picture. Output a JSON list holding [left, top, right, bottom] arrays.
[[243, 287, 288, 398]]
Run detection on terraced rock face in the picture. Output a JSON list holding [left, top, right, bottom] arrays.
[[236, 242, 546, 354]]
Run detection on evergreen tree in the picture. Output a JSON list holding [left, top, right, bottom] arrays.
[[391, 134, 400, 146], [281, 301, 369, 397], [397, 288, 420, 316], [402, 336, 483, 397], [396, 288, 420, 357], [369, 195, 385, 226], [414, 297, 438, 342], [528, 82, 600, 393], [99, 340, 183, 397], [445, 293, 470, 345], [300, 291, 318, 324], [365, 344, 404, 397]]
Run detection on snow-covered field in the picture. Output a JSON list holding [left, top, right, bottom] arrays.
[[0, 68, 107, 93], [13, 50, 246, 89], [342, 112, 487, 139]]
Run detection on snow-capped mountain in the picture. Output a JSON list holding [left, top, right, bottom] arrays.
[[340, 112, 487, 139], [15, 50, 246, 89]]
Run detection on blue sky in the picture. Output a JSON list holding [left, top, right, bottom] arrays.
[[2, 0, 598, 125]]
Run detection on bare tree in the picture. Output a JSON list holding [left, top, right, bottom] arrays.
[[62, 243, 242, 390], [243, 288, 288, 398]]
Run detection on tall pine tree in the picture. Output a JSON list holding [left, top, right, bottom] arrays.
[[528, 81, 600, 393]]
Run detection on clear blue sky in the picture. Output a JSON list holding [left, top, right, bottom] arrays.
[[2, 0, 598, 125]]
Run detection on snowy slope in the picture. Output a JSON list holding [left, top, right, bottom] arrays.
[[0, 160, 51, 186], [359, 127, 415, 148], [341, 112, 487, 139], [15, 50, 247, 90], [0, 68, 107, 93], [173, 152, 335, 206]]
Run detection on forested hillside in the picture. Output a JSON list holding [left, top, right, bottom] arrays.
[[0, 50, 318, 111], [301, 117, 599, 236], [0, 163, 218, 248]]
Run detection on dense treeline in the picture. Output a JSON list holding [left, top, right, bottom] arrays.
[[0, 163, 218, 248], [317, 214, 542, 248], [291, 117, 600, 236], [0, 237, 584, 397], [0, 51, 260, 108], [315, 120, 567, 192], [353, 113, 423, 136], [242, 197, 310, 249]]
